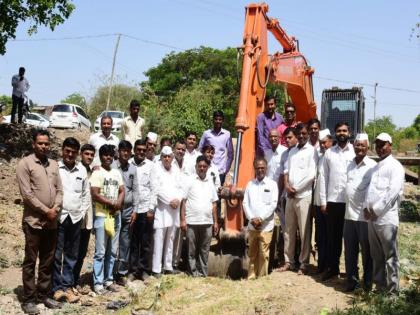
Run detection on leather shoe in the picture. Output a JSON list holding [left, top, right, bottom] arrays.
[[42, 297, 62, 309], [321, 270, 338, 281], [22, 302, 40, 314]]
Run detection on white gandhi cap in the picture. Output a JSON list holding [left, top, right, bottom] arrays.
[[160, 146, 173, 156], [318, 128, 331, 140], [376, 132, 392, 144], [146, 132, 158, 142], [355, 133, 369, 145]]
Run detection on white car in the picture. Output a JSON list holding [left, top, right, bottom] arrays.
[[49, 103, 91, 130], [94, 111, 125, 133], [3, 112, 50, 128]]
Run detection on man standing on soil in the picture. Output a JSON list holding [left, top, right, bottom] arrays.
[[319, 122, 355, 281], [344, 133, 375, 292], [145, 132, 158, 161], [256, 96, 284, 156], [130, 139, 156, 281], [264, 128, 286, 184], [281, 123, 317, 275], [198, 110, 233, 186], [16, 129, 63, 314], [180, 155, 219, 277], [53, 137, 90, 303], [90, 144, 125, 294], [11, 66, 30, 124], [364, 133, 404, 294], [307, 118, 321, 150], [184, 131, 201, 171], [243, 157, 278, 279], [151, 146, 183, 277], [114, 141, 140, 286], [122, 100, 145, 147], [73, 144, 95, 291], [89, 115, 120, 167]]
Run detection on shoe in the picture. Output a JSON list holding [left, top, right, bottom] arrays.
[[276, 263, 292, 272], [94, 285, 106, 295], [64, 288, 80, 303], [127, 273, 137, 282], [151, 272, 162, 279], [76, 285, 91, 295], [139, 272, 150, 281], [321, 270, 339, 282], [297, 268, 307, 276], [22, 302, 40, 314], [53, 289, 66, 302], [116, 276, 128, 287], [105, 283, 120, 292], [42, 297, 62, 309], [163, 269, 180, 275]]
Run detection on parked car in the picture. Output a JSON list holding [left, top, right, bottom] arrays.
[[3, 112, 50, 128], [49, 103, 91, 130], [94, 110, 125, 132]]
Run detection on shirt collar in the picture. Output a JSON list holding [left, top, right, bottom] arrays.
[[99, 133, 115, 140], [115, 160, 130, 171], [211, 128, 225, 136], [31, 153, 50, 167], [132, 158, 146, 167], [195, 174, 209, 182], [255, 176, 267, 185], [58, 160, 79, 172], [334, 142, 351, 152]]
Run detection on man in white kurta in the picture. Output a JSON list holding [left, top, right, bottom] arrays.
[[243, 158, 278, 279], [151, 146, 184, 276], [264, 128, 287, 184], [364, 133, 404, 294]]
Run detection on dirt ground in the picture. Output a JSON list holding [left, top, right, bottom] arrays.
[[0, 126, 419, 314]]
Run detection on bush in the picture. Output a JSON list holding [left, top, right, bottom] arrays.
[[400, 200, 420, 222]]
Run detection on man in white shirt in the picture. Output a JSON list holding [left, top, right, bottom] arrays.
[[89, 115, 120, 167], [313, 129, 333, 274], [344, 133, 376, 292], [364, 133, 404, 294], [11, 66, 30, 124], [243, 157, 278, 279], [180, 155, 219, 277], [201, 145, 221, 191], [184, 131, 201, 169], [130, 139, 156, 281], [151, 146, 184, 277], [122, 100, 145, 147], [280, 123, 317, 274], [319, 122, 355, 281], [307, 118, 321, 149], [264, 129, 287, 184], [146, 132, 158, 162], [52, 138, 90, 303]]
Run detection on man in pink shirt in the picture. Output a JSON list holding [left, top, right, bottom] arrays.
[[277, 103, 298, 146]]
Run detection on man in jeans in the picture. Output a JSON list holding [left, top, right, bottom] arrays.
[[16, 130, 63, 314], [52, 137, 90, 303], [114, 141, 139, 286], [11, 66, 30, 124], [90, 144, 125, 294], [180, 155, 219, 277]]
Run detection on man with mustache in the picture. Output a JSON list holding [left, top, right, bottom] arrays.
[[319, 122, 355, 281]]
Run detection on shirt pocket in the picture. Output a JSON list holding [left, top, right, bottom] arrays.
[[262, 189, 272, 204], [74, 177, 83, 193]]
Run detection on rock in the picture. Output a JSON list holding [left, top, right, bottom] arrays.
[[131, 309, 154, 315], [127, 280, 146, 295]]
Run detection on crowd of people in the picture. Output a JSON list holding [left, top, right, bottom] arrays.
[[15, 95, 405, 314]]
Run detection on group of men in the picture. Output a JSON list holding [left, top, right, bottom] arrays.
[[16, 99, 234, 314], [252, 96, 404, 297], [15, 94, 404, 315]]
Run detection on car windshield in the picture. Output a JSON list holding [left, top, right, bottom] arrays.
[[52, 104, 72, 112], [101, 111, 123, 119]]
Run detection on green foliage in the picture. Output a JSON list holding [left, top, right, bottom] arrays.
[[0, 0, 75, 55], [412, 114, 420, 134], [365, 116, 396, 139], [332, 285, 420, 315], [400, 200, 420, 222], [0, 95, 13, 115], [88, 84, 143, 122], [61, 92, 86, 111]]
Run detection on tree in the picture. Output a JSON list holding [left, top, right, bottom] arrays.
[[412, 114, 420, 134], [0, 0, 75, 55], [364, 116, 396, 141], [61, 92, 86, 110], [0, 95, 13, 115]]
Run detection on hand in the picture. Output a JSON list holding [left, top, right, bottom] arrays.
[[92, 165, 100, 171], [130, 212, 137, 226], [370, 210, 378, 221], [46, 207, 58, 221], [320, 205, 327, 214], [180, 220, 187, 232], [363, 208, 371, 220], [286, 185, 296, 198], [146, 210, 154, 221], [169, 199, 180, 209], [213, 222, 219, 235]]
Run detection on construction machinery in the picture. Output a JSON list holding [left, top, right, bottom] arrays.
[[214, 2, 317, 278], [321, 87, 365, 137]]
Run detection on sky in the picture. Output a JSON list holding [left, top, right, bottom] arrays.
[[0, 0, 419, 127]]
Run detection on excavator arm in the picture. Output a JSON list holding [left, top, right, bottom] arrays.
[[223, 3, 316, 236]]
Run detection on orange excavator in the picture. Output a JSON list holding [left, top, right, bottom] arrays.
[[215, 3, 316, 277]]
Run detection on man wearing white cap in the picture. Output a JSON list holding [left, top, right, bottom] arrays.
[[151, 146, 184, 277], [319, 122, 355, 281], [344, 133, 376, 292], [313, 129, 333, 273], [364, 133, 404, 294], [146, 132, 158, 161]]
